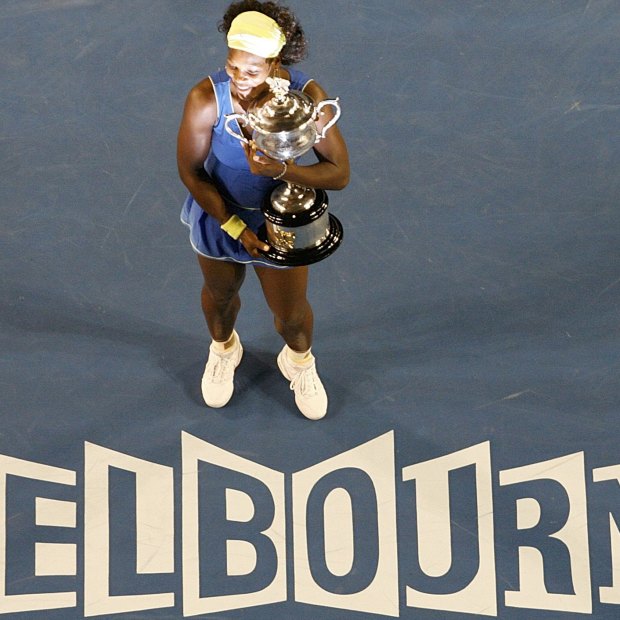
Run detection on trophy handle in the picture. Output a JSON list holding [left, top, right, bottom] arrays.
[[224, 113, 250, 144], [315, 98, 341, 142]]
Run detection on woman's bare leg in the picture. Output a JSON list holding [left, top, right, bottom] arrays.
[[253, 264, 312, 352], [197, 254, 246, 342], [254, 264, 327, 420], [197, 254, 246, 407]]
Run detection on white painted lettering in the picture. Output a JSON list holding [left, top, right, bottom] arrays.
[[181, 432, 286, 616], [83, 443, 174, 616], [0, 454, 76, 614], [403, 441, 497, 616], [292, 431, 399, 617], [593, 464, 620, 604], [500, 452, 591, 613]]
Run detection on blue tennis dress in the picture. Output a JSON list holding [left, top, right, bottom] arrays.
[[180, 68, 312, 268]]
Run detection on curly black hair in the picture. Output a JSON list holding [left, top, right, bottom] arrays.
[[218, 0, 308, 65]]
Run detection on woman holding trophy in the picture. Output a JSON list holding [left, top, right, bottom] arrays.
[[177, 0, 350, 420]]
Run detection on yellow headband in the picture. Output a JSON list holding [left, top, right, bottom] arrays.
[[227, 11, 286, 59]]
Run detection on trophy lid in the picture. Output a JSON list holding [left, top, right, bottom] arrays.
[[248, 77, 315, 133]]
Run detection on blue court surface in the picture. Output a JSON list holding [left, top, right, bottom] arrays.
[[1, 1, 619, 618]]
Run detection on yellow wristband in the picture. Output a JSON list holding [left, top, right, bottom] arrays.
[[220, 215, 247, 240]]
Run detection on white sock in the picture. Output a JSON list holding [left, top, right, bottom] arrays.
[[212, 331, 237, 354], [287, 345, 313, 366]]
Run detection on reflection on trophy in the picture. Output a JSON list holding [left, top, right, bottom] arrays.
[[224, 77, 343, 266]]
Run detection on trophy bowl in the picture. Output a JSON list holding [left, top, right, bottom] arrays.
[[224, 77, 344, 266]]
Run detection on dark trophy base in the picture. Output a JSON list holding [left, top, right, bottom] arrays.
[[257, 214, 343, 266]]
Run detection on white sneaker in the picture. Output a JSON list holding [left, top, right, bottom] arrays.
[[201, 332, 243, 408], [277, 346, 328, 420]]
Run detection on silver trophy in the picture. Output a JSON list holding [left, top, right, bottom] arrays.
[[224, 77, 343, 265]]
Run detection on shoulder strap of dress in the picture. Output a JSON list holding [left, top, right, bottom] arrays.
[[207, 70, 233, 125], [286, 68, 314, 92]]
